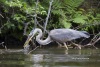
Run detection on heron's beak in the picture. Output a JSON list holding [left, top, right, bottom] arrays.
[[23, 33, 34, 48], [23, 29, 36, 48]]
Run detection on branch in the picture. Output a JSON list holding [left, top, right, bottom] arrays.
[[23, 22, 29, 35], [34, 0, 39, 28], [43, 0, 53, 34], [37, 21, 49, 34], [89, 32, 100, 44], [84, 32, 100, 49], [0, 23, 7, 33], [92, 37, 100, 45], [0, 13, 4, 18], [28, 46, 39, 54], [0, 42, 7, 50], [23, 0, 39, 35]]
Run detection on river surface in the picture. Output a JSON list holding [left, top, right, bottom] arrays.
[[0, 47, 100, 67]]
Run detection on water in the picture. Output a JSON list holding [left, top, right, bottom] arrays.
[[0, 48, 100, 67]]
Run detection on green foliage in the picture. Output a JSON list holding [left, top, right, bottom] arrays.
[[0, 0, 100, 41], [50, 0, 85, 28], [5, 0, 23, 8], [64, 0, 84, 8], [0, 0, 46, 40], [13, 14, 26, 21], [72, 12, 88, 24]]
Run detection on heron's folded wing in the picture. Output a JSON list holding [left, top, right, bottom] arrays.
[[49, 29, 81, 42]]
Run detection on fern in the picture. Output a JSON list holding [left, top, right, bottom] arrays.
[[52, 9, 64, 15], [51, 0, 85, 28], [64, 0, 84, 8], [73, 13, 88, 24], [52, 0, 62, 9], [59, 17, 71, 28]]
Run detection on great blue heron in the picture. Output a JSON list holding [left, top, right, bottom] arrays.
[[24, 28, 90, 50]]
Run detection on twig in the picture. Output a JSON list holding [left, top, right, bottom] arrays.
[[92, 37, 100, 45], [0, 42, 7, 50], [28, 46, 39, 54], [0, 13, 4, 18], [37, 16, 44, 21], [89, 32, 100, 44]]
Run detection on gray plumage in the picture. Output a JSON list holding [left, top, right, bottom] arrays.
[[49, 29, 90, 43]]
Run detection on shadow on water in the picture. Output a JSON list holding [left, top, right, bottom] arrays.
[[0, 47, 100, 67]]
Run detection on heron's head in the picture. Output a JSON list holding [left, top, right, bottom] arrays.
[[24, 29, 35, 48], [23, 28, 41, 49]]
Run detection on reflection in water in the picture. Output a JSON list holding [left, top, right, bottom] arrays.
[[32, 64, 43, 67], [29, 54, 44, 63], [0, 48, 100, 67]]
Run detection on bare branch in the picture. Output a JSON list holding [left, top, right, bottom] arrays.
[[43, 0, 53, 34], [23, 22, 29, 35], [84, 32, 100, 49], [0, 13, 4, 18], [34, 0, 39, 28], [28, 46, 39, 54]]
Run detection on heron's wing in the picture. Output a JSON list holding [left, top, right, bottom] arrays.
[[49, 29, 89, 43]]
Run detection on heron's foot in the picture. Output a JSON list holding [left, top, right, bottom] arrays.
[[63, 43, 68, 50], [74, 45, 81, 49], [77, 45, 81, 49], [71, 42, 81, 49], [57, 42, 63, 48], [57, 42, 69, 50]]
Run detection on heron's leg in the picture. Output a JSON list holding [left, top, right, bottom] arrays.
[[71, 42, 81, 49], [56, 42, 62, 47], [63, 43, 68, 50]]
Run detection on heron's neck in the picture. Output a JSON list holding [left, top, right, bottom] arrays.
[[35, 29, 51, 45]]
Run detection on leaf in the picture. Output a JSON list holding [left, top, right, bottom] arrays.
[[97, 14, 100, 18], [18, 25, 23, 30], [65, 0, 84, 8], [73, 17, 86, 24], [73, 14, 88, 24], [0, 30, 1, 34], [63, 22, 71, 28], [59, 17, 71, 28]]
